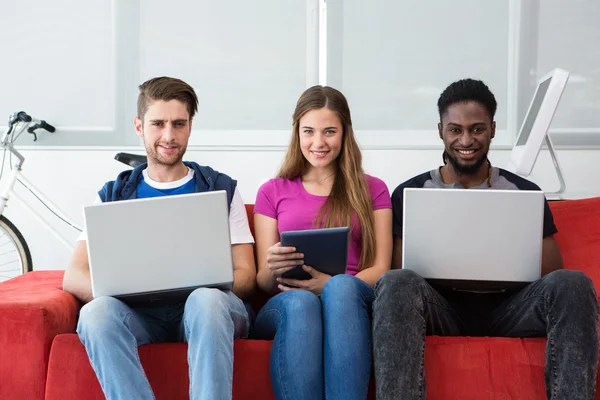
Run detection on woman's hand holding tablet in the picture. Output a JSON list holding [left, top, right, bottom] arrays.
[[280, 227, 349, 277], [265, 243, 304, 279], [276, 265, 332, 295]]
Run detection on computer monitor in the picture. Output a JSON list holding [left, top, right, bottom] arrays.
[[509, 68, 569, 177]]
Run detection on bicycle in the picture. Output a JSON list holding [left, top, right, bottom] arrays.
[[0, 111, 147, 282]]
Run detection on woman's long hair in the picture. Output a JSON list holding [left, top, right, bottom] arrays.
[[277, 86, 375, 271]]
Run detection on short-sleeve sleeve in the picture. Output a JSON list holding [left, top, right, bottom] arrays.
[[228, 187, 255, 244], [390, 172, 435, 239], [367, 175, 392, 210], [496, 169, 558, 237], [254, 179, 278, 219]]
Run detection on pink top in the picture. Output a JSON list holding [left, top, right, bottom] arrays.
[[254, 174, 391, 275]]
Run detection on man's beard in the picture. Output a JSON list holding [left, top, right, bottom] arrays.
[[145, 142, 186, 166], [445, 149, 488, 176]]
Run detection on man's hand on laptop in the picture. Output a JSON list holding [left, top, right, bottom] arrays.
[[276, 265, 331, 296]]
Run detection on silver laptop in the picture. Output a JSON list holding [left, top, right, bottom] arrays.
[[402, 188, 545, 291], [84, 190, 233, 305]]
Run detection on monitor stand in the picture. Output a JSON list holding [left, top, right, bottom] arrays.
[[544, 133, 566, 199]]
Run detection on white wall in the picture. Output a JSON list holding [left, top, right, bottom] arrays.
[[0, 0, 598, 272], [3, 146, 599, 272]]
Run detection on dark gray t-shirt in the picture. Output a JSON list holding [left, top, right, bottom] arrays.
[[391, 167, 558, 239]]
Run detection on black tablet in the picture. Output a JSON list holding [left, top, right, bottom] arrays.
[[280, 227, 349, 280]]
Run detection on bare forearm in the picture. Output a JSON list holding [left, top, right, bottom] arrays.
[[541, 236, 564, 277], [257, 267, 278, 294], [62, 266, 93, 303], [542, 262, 563, 277], [232, 268, 256, 300]]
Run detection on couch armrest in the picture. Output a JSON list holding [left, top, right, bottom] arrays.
[[550, 197, 600, 297], [0, 270, 80, 400]]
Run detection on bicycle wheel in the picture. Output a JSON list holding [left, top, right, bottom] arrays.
[[0, 215, 33, 282]]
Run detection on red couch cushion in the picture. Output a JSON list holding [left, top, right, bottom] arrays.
[[0, 271, 79, 400], [46, 334, 275, 400], [550, 197, 600, 297], [245, 204, 255, 235], [425, 336, 547, 399], [45, 333, 552, 400]]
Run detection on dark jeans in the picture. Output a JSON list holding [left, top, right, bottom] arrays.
[[373, 269, 599, 400]]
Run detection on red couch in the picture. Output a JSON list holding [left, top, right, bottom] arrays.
[[1, 199, 600, 400]]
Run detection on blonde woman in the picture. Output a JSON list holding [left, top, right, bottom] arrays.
[[252, 86, 393, 400]]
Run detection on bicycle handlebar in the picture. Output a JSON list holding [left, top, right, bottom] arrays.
[[9, 111, 55, 132], [38, 120, 55, 133], [16, 111, 32, 123], [4, 111, 56, 142]]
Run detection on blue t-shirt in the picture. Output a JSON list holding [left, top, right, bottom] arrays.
[[136, 176, 195, 198]]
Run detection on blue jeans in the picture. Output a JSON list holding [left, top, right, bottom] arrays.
[[373, 269, 599, 400], [252, 274, 375, 400], [76, 288, 250, 400]]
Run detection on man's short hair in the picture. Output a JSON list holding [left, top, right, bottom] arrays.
[[137, 77, 199, 122], [437, 79, 497, 121]]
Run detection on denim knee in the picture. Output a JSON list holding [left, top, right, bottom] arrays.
[[280, 290, 321, 315], [185, 288, 233, 320], [375, 269, 426, 295], [322, 274, 363, 298], [77, 296, 127, 337], [544, 269, 592, 289], [543, 270, 598, 310], [187, 287, 229, 307]]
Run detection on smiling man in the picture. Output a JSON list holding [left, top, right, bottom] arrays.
[[63, 77, 256, 400], [372, 79, 599, 400]]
